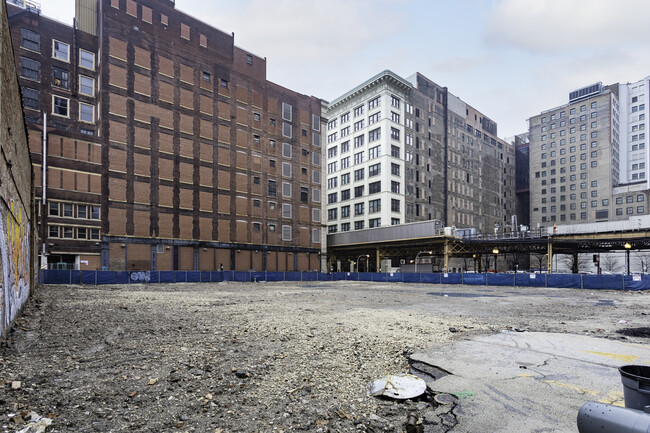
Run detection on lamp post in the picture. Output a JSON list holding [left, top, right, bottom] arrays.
[[356, 254, 370, 272], [492, 248, 499, 273], [624, 242, 631, 275], [415, 250, 433, 273]]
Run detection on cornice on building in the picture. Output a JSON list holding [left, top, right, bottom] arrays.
[[328, 69, 412, 110]]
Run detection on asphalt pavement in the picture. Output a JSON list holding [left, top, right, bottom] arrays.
[[411, 331, 650, 432]]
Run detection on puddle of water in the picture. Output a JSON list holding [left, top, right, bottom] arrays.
[[427, 292, 504, 298], [594, 300, 615, 307]]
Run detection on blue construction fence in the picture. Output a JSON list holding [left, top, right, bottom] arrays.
[[39, 270, 650, 290]]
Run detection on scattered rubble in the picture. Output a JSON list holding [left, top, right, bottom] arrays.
[[0, 281, 645, 432]]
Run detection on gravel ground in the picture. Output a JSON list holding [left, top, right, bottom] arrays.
[[0, 281, 647, 432]]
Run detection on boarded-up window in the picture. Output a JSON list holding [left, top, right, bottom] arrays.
[[142, 6, 152, 23], [158, 56, 174, 77], [200, 34, 207, 48], [282, 204, 292, 218], [181, 23, 190, 40], [282, 102, 292, 121], [282, 162, 292, 179], [134, 46, 150, 69], [282, 225, 292, 241], [126, 0, 137, 17], [161, 14, 168, 26], [110, 0, 119, 8], [180, 64, 193, 84], [109, 37, 127, 60]]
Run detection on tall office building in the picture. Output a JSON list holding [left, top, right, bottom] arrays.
[[528, 79, 650, 230], [8, 0, 326, 271], [324, 70, 516, 236]]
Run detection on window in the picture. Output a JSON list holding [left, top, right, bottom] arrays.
[[369, 112, 381, 125], [90, 206, 100, 219], [354, 135, 364, 148], [49, 225, 59, 238], [79, 49, 95, 70], [22, 87, 39, 110], [52, 96, 69, 117], [21, 29, 40, 52], [391, 95, 400, 108], [282, 203, 292, 218], [77, 205, 87, 219], [268, 180, 277, 197], [369, 181, 381, 194], [354, 168, 364, 181], [327, 177, 337, 189], [253, 199, 261, 207], [391, 181, 400, 193], [300, 187, 309, 203], [391, 127, 400, 140], [369, 199, 381, 213], [246, 54, 253, 65], [391, 163, 400, 176], [52, 67, 70, 89], [354, 120, 365, 131], [341, 189, 350, 201], [369, 218, 381, 228], [638, 194, 645, 202], [391, 111, 400, 123], [354, 203, 364, 215], [341, 112, 350, 123], [52, 40, 70, 62], [341, 141, 350, 153], [282, 143, 292, 158], [354, 185, 364, 197], [639, 206, 645, 213], [341, 223, 350, 232], [368, 163, 381, 177], [79, 103, 94, 123], [391, 218, 400, 226], [353, 105, 364, 117], [369, 128, 381, 142], [341, 173, 350, 185], [21, 57, 40, 81], [355, 221, 365, 230], [341, 205, 350, 218], [282, 225, 292, 241], [282, 162, 292, 178], [368, 96, 381, 109], [354, 152, 364, 165], [328, 208, 338, 220], [341, 126, 350, 137], [327, 162, 337, 174], [77, 227, 87, 239], [341, 156, 350, 169]]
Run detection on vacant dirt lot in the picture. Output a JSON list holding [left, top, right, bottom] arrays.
[[0, 282, 647, 432]]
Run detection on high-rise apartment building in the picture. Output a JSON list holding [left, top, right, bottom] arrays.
[[8, 0, 325, 272], [528, 79, 650, 230], [324, 70, 516, 235]]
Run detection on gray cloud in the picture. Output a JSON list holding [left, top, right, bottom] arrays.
[[484, 0, 650, 53]]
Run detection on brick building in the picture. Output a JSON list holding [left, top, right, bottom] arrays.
[[1, 0, 33, 336], [8, 0, 325, 271]]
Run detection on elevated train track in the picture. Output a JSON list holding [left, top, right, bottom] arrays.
[[327, 219, 650, 273]]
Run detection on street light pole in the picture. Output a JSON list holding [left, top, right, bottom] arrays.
[[624, 243, 631, 275], [356, 254, 370, 272], [492, 248, 499, 273], [415, 250, 433, 273]]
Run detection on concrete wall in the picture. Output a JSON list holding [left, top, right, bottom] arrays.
[[1, 0, 33, 337]]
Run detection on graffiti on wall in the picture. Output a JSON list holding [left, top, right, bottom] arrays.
[[1, 199, 30, 335]]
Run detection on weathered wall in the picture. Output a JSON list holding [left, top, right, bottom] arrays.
[[1, 0, 33, 337]]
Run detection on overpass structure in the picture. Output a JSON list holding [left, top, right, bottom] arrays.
[[326, 220, 650, 273]]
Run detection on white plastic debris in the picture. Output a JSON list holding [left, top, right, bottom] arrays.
[[367, 373, 427, 399], [16, 413, 52, 433]]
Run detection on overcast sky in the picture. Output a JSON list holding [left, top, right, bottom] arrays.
[[41, 0, 650, 139]]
